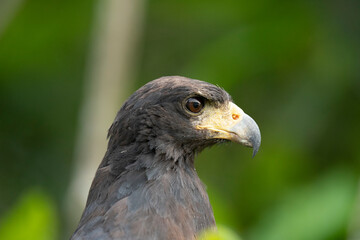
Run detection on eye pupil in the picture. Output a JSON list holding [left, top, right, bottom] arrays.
[[186, 97, 204, 113]]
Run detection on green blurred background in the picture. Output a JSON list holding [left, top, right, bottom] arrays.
[[0, 0, 359, 239]]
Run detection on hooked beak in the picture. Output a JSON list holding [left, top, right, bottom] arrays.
[[196, 102, 261, 157]]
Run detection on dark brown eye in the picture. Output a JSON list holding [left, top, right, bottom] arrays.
[[185, 97, 204, 113]]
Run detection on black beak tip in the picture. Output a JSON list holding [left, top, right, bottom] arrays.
[[252, 147, 259, 158], [250, 133, 261, 158]]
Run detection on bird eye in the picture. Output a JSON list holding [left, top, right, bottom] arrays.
[[185, 97, 204, 114]]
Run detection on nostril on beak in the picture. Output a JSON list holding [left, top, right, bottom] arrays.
[[232, 114, 239, 120]]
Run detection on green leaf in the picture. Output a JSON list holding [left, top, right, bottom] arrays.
[[199, 225, 242, 240], [0, 189, 58, 240]]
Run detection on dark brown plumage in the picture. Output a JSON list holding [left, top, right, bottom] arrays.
[[71, 76, 260, 240]]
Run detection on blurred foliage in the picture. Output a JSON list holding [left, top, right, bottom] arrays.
[[0, 189, 57, 240], [0, 0, 95, 230], [0, 0, 359, 239], [248, 169, 357, 240], [199, 225, 242, 240]]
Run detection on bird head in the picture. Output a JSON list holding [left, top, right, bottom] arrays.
[[108, 76, 261, 161]]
